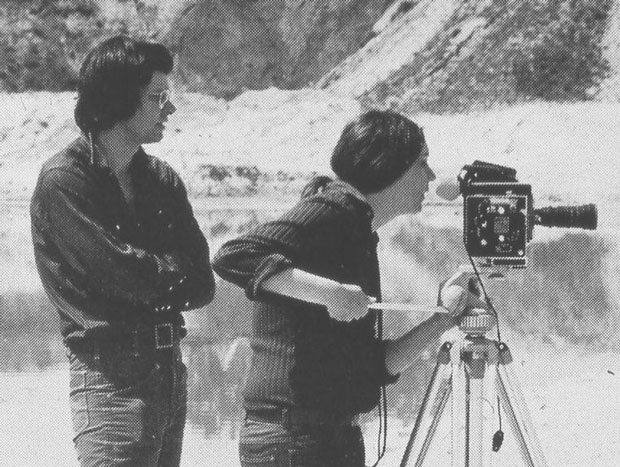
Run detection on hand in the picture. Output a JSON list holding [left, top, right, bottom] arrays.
[[327, 283, 375, 321], [438, 267, 488, 320]]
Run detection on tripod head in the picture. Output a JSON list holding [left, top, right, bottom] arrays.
[[439, 265, 498, 337], [459, 307, 496, 337]]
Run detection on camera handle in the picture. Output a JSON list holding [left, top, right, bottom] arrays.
[[399, 268, 548, 467]]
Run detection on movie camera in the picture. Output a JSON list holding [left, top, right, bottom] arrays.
[[457, 161, 597, 267], [396, 161, 600, 467]]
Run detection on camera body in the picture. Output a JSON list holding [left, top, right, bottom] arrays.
[[457, 161, 597, 268], [463, 182, 533, 267], [459, 161, 532, 267]]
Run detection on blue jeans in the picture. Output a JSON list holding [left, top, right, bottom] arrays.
[[239, 418, 365, 467], [67, 345, 187, 467]]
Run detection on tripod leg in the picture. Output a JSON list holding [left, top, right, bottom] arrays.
[[482, 359, 497, 467], [466, 352, 488, 467], [457, 343, 497, 467], [400, 342, 454, 467], [496, 343, 549, 467], [451, 342, 466, 467]]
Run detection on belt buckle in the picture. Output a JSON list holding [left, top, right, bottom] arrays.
[[155, 323, 174, 349]]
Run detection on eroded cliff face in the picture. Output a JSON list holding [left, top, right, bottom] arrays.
[[166, 0, 393, 97], [0, 0, 617, 105], [320, 0, 616, 112], [0, 0, 164, 91], [0, 0, 393, 97]]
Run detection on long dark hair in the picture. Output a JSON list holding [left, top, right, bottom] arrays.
[[74, 35, 173, 135]]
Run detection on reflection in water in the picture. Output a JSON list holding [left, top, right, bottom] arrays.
[[183, 337, 253, 440], [0, 332, 65, 372], [3, 202, 619, 441]]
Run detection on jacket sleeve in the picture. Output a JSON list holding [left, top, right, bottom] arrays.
[[37, 168, 198, 308], [212, 199, 346, 300], [158, 176, 215, 311]]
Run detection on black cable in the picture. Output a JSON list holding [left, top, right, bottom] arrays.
[[467, 255, 505, 452], [371, 309, 387, 467]]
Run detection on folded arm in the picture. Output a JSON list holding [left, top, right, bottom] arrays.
[[37, 168, 211, 309], [212, 200, 371, 319]]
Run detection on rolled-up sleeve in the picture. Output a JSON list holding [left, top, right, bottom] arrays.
[[213, 233, 295, 300], [213, 199, 347, 300]]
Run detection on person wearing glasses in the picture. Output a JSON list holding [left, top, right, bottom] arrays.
[[213, 110, 483, 467], [30, 36, 215, 466]]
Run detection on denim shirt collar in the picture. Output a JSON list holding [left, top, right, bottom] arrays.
[[77, 134, 147, 176]]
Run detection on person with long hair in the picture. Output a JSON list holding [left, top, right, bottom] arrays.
[[30, 36, 215, 466]]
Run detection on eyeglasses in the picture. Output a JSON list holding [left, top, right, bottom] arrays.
[[147, 89, 172, 109]]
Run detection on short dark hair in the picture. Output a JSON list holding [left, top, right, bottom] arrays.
[[330, 110, 425, 194], [74, 35, 173, 135]]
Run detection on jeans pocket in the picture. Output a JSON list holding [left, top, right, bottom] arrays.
[[111, 362, 162, 397], [287, 445, 322, 467]]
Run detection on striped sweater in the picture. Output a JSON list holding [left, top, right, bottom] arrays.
[[213, 179, 397, 416]]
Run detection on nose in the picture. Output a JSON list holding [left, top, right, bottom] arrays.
[[427, 165, 436, 182]]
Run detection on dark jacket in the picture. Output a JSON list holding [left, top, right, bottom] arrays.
[[213, 179, 397, 416], [30, 136, 215, 347]]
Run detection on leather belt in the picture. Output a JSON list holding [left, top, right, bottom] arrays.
[[70, 321, 181, 357], [246, 408, 357, 428]]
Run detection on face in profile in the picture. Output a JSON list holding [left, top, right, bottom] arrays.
[[386, 141, 436, 216], [123, 71, 176, 145]]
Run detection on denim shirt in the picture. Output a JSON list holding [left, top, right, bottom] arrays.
[[30, 136, 215, 346]]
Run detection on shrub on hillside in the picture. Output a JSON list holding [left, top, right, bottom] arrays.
[[512, 0, 613, 100]]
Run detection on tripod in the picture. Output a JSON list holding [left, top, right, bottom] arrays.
[[399, 309, 549, 467]]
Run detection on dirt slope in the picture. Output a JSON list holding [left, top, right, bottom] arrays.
[[321, 0, 616, 112], [0, 0, 393, 97], [1, 0, 618, 107]]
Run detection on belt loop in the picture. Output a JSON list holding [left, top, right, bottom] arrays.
[[93, 342, 100, 362], [282, 408, 292, 430]]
